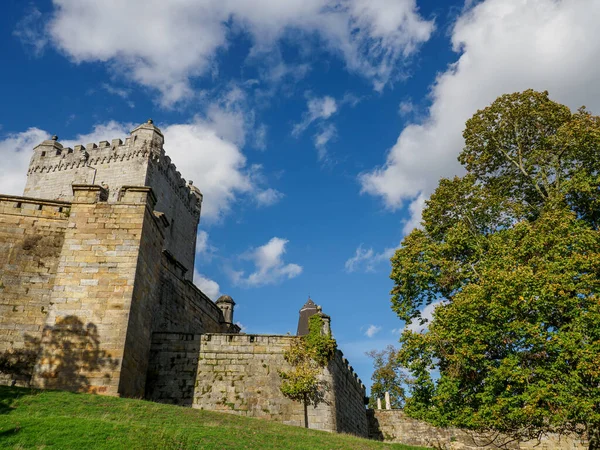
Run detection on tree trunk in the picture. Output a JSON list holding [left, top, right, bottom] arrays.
[[589, 424, 600, 450], [303, 393, 309, 428]]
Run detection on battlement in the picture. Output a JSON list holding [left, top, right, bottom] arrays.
[[0, 195, 71, 220], [25, 121, 201, 219], [336, 350, 366, 393]]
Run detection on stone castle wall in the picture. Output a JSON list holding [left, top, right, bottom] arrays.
[[367, 410, 587, 450], [0, 183, 231, 397], [191, 333, 368, 436], [0, 195, 70, 385], [30, 185, 162, 396], [145, 332, 201, 406], [329, 351, 369, 436]]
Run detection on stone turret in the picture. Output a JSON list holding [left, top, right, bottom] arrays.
[[216, 295, 235, 324], [316, 305, 331, 336], [129, 119, 164, 153]]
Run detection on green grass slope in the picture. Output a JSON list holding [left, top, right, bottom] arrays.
[[0, 386, 424, 449]]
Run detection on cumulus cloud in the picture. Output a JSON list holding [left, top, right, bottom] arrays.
[[360, 0, 600, 233], [313, 124, 338, 161], [364, 324, 382, 338], [0, 128, 50, 195], [40, 0, 434, 105], [344, 244, 396, 273], [13, 6, 47, 56], [193, 269, 221, 300], [232, 237, 302, 287], [292, 96, 338, 136], [254, 188, 284, 207], [405, 300, 443, 334]]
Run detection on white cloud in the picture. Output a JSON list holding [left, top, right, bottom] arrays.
[[164, 122, 252, 221], [398, 99, 415, 117], [101, 84, 135, 108], [0, 128, 50, 195], [253, 123, 267, 150], [13, 6, 47, 56], [405, 300, 442, 334], [232, 237, 302, 287], [360, 0, 600, 233], [344, 244, 396, 273], [254, 188, 284, 207], [292, 96, 338, 137], [43, 0, 434, 105], [364, 324, 382, 338], [193, 269, 221, 300], [313, 124, 338, 161]]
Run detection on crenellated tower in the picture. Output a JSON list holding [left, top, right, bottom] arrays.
[[23, 120, 202, 278]]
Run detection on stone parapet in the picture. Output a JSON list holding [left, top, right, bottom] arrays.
[[192, 334, 368, 436], [367, 410, 588, 450]]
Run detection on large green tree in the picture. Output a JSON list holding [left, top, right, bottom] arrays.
[[392, 90, 600, 449]]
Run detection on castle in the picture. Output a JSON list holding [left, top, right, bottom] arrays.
[[0, 121, 369, 435], [0, 121, 589, 448]]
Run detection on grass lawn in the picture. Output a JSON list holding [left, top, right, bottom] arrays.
[[0, 386, 426, 449]]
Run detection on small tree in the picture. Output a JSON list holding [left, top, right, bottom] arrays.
[[279, 314, 337, 428], [367, 345, 409, 409]]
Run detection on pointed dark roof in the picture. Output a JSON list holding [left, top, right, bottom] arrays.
[[300, 297, 316, 311], [297, 297, 318, 336]]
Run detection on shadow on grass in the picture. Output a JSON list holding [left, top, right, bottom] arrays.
[[0, 385, 38, 415], [0, 426, 21, 437]]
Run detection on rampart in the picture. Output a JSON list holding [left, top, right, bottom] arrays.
[[367, 410, 588, 450], [191, 333, 369, 436]]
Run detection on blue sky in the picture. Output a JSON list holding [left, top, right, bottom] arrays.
[[1, 0, 599, 390]]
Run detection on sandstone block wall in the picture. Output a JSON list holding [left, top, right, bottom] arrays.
[[116, 187, 166, 397], [194, 334, 331, 429], [145, 332, 201, 405], [367, 410, 587, 450], [192, 334, 368, 436], [30, 185, 160, 396], [329, 351, 369, 436], [0, 195, 70, 385]]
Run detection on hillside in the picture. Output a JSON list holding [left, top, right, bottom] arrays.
[[0, 386, 425, 449]]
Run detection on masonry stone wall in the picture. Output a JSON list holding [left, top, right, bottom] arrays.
[[329, 351, 369, 436], [0, 195, 70, 385], [145, 332, 201, 405], [154, 264, 227, 335], [29, 185, 160, 396], [117, 187, 166, 397], [367, 410, 587, 450], [192, 333, 368, 436]]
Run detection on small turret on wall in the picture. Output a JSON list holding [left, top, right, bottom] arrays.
[[216, 295, 238, 332]]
